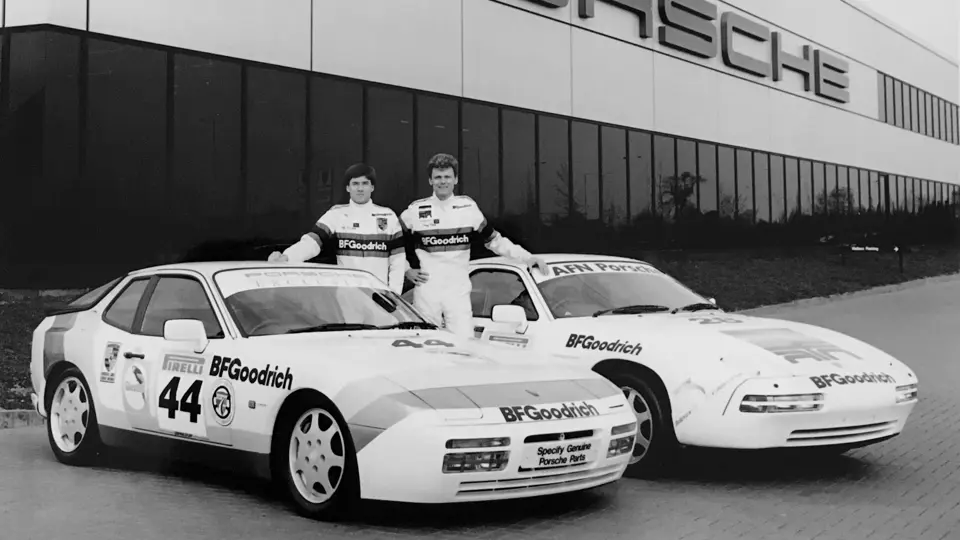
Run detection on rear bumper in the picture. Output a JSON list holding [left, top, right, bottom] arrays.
[[354, 408, 638, 503]]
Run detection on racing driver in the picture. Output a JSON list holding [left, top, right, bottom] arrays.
[[401, 153, 548, 338], [268, 163, 406, 295]]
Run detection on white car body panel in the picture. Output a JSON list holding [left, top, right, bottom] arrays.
[[460, 254, 920, 451], [29, 262, 638, 504]]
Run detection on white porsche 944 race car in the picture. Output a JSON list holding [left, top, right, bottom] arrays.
[[453, 254, 920, 478], [28, 262, 639, 520]]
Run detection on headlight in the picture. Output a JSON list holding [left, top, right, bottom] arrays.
[[740, 393, 824, 413], [442, 451, 510, 473], [445, 437, 510, 449], [895, 384, 918, 403], [607, 421, 636, 457]]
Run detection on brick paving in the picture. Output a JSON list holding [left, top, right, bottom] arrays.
[[3, 275, 959, 540]]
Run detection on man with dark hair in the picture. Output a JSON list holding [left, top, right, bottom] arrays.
[[400, 152, 547, 338], [269, 163, 406, 295]]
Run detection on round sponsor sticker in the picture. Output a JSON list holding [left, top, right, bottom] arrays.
[[211, 379, 235, 427], [123, 364, 147, 412]]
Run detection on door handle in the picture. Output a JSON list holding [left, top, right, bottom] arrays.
[[124, 352, 145, 359]]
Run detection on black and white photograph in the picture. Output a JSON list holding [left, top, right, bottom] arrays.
[[1, 0, 957, 538]]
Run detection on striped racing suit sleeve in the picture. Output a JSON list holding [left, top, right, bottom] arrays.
[[385, 211, 407, 295], [283, 210, 336, 263]]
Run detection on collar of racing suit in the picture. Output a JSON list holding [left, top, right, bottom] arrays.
[[348, 199, 373, 209]]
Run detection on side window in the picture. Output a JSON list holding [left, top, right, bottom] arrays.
[[103, 278, 150, 332], [140, 276, 224, 339], [469, 270, 539, 321]]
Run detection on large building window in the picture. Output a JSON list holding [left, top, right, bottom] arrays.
[[674, 138, 696, 220], [460, 102, 500, 217], [697, 142, 717, 214], [628, 131, 653, 219], [85, 39, 167, 267], [572, 122, 600, 220], [753, 152, 770, 223], [799, 160, 813, 216], [366, 86, 414, 210], [601, 126, 628, 227], [538, 114, 569, 221], [310, 77, 363, 216], [245, 66, 306, 232], [653, 134, 675, 219], [717, 146, 735, 218], [735, 149, 753, 221], [770, 155, 785, 222], [501, 109, 535, 217], [415, 95, 458, 200]]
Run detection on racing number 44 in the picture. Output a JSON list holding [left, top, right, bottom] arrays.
[[159, 376, 202, 424]]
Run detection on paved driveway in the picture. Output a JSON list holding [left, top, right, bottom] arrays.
[[4, 276, 959, 540]]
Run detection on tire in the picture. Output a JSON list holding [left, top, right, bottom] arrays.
[[45, 367, 104, 466], [607, 371, 679, 479], [273, 394, 360, 521]]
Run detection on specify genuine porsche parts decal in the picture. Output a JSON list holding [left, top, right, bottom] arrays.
[[209, 356, 294, 391], [500, 401, 600, 422], [721, 328, 862, 364], [565, 333, 643, 355], [810, 372, 896, 389]]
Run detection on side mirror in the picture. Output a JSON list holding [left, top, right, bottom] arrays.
[[708, 297, 716, 305], [163, 319, 209, 354], [491, 304, 529, 334]]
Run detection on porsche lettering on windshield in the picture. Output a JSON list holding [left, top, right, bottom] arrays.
[[547, 261, 663, 279]]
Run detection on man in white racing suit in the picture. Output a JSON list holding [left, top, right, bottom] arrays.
[[268, 163, 406, 295], [400, 153, 548, 338]]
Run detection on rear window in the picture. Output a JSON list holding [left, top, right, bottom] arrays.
[[67, 277, 124, 309]]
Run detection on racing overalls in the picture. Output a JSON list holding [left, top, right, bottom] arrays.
[[399, 194, 533, 337], [281, 200, 406, 295]]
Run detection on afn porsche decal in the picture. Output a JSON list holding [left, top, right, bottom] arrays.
[[721, 328, 862, 364]]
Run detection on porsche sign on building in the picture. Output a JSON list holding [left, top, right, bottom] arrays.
[[0, 0, 958, 287]]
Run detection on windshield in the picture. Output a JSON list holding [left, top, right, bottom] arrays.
[[215, 268, 431, 336], [536, 264, 710, 319]]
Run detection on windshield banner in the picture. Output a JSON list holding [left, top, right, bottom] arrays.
[[534, 260, 665, 282], [215, 268, 383, 298]]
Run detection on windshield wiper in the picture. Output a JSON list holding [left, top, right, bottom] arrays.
[[377, 321, 439, 330], [593, 304, 672, 317], [286, 323, 379, 334], [672, 303, 720, 313]]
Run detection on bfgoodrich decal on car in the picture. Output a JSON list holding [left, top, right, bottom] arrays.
[[208, 356, 294, 391], [565, 333, 643, 355], [809, 372, 896, 389], [499, 401, 600, 422]]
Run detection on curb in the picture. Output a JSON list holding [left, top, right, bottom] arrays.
[[737, 271, 960, 315], [0, 409, 46, 430]]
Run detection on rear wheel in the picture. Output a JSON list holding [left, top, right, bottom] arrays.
[[46, 367, 103, 466], [273, 395, 360, 521], [607, 371, 678, 478]]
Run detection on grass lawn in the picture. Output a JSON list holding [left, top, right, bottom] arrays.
[[2, 245, 957, 411]]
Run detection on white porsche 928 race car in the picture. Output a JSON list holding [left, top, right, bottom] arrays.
[[455, 254, 920, 478], [29, 261, 639, 521]]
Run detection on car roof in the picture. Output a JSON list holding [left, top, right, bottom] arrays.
[[127, 261, 349, 278], [472, 253, 654, 267]]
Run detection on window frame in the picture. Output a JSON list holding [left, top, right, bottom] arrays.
[[468, 266, 544, 322], [101, 271, 229, 339], [137, 274, 226, 339]]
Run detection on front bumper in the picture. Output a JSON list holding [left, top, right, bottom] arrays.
[[354, 407, 638, 503], [675, 375, 919, 450]]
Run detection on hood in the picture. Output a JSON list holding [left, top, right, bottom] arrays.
[[552, 311, 913, 379], [251, 329, 599, 389]]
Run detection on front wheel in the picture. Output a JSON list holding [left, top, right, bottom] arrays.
[[607, 371, 678, 478], [274, 395, 360, 521], [46, 367, 104, 466]]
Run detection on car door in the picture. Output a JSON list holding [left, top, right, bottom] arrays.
[[468, 267, 546, 349], [120, 272, 236, 447], [88, 276, 154, 429]]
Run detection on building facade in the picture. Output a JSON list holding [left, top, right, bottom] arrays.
[[0, 0, 958, 288]]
